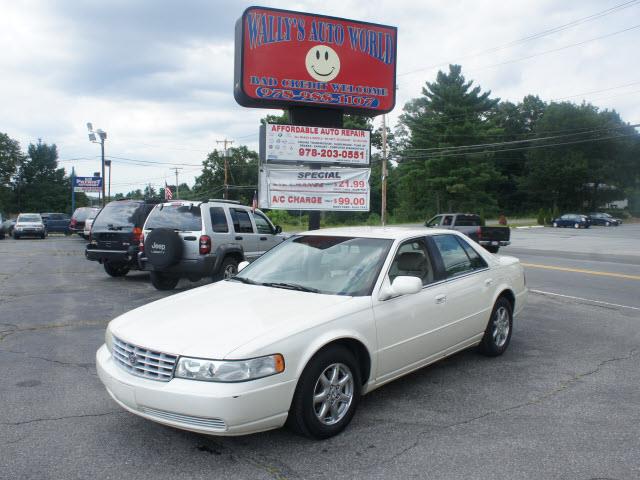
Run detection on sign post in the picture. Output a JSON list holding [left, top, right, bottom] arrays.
[[234, 6, 396, 230]]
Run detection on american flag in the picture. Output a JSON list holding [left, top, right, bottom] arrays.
[[165, 182, 173, 200], [251, 190, 258, 212]]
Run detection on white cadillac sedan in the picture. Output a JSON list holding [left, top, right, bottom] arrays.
[[97, 227, 527, 439]]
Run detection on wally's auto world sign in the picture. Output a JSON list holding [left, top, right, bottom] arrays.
[[259, 167, 370, 211], [262, 124, 370, 165], [234, 7, 397, 114]]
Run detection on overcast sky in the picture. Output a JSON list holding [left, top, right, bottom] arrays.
[[1, 0, 639, 195]]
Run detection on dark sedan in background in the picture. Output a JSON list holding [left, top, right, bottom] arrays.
[[42, 212, 71, 234], [588, 212, 622, 227], [552, 214, 591, 228]]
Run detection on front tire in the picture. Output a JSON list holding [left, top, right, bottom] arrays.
[[287, 345, 361, 439], [478, 297, 513, 357], [605, 221, 610, 227], [103, 262, 130, 277], [150, 271, 179, 290], [552, 222, 558, 228], [574, 223, 580, 229]]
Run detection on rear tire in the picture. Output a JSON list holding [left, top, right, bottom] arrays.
[[574, 223, 580, 229], [150, 271, 179, 290], [287, 345, 361, 439], [479, 297, 513, 357], [605, 221, 610, 227], [104, 263, 130, 277], [213, 256, 239, 282]]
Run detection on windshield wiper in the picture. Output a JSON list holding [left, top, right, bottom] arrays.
[[227, 276, 258, 285], [261, 282, 319, 293]]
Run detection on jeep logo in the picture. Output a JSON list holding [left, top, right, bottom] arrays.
[[151, 242, 166, 253]]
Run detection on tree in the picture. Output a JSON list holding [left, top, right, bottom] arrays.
[[193, 145, 258, 204], [0, 132, 24, 213], [520, 102, 639, 211], [14, 140, 70, 213], [397, 65, 503, 218]]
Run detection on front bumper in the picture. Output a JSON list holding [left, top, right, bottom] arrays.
[[96, 345, 295, 436], [14, 228, 44, 236]]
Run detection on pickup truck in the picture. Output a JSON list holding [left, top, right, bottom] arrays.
[[425, 213, 510, 253]]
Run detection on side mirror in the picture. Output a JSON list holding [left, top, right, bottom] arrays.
[[238, 261, 250, 272], [379, 276, 423, 300], [274, 225, 282, 234]]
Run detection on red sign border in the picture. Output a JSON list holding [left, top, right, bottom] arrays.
[[234, 6, 397, 116]]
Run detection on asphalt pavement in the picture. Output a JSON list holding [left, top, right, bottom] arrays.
[[1, 226, 639, 480]]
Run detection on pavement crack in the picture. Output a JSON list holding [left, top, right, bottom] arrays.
[[2, 411, 124, 426], [0, 349, 96, 375], [367, 349, 638, 468]]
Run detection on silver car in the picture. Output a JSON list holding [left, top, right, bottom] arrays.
[[13, 213, 47, 239], [138, 199, 286, 290]]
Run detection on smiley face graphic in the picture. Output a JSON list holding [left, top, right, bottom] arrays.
[[305, 45, 341, 82]]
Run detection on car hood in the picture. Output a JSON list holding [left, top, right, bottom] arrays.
[[109, 281, 358, 359]]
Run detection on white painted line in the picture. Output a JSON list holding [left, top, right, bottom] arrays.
[[515, 225, 545, 229], [530, 289, 640, 312]]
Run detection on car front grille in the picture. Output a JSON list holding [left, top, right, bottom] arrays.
[[112, 336, 177, 382], [139, 406, 227, 431]]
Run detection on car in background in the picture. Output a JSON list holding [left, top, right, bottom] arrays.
[[551, 214, 591, 229], [85, 199, 159, 277], [97, 227, 527, 438], [588, 212, 621, 227], [425, 213, 510, 254], [83, 209, 101, 239], [70, 207, 100, 238], [41, 212, 71, 234], [0, 213, 4, 239], [2, 217, 16, 237], [13, 213, 47, 239], [139, 199, 286, 290]]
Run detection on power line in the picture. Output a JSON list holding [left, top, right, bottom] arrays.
[[398, 0, 640, 77]]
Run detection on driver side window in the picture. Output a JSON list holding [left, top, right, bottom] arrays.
[[388, 239, 434, 286]]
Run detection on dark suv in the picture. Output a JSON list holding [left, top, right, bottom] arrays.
[[85, 199, 159, 277], [41, 212, 71, 234]]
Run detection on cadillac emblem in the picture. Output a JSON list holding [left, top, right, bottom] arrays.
[[128, 352, 138, 366]]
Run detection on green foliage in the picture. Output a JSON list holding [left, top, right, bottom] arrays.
[[537, 208, 546, 225]]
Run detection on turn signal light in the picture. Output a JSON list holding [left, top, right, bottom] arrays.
[[274, 354, 285, 373], [199, 235, 211, 254], [132, 227, 143, 243]]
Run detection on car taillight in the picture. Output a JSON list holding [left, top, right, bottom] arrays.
[[70, 218, 76, 227], [139, 233, 145, 253], [476, 227, 482, 240], [132, 227, 142, 243], [199, 235, 211, 255]]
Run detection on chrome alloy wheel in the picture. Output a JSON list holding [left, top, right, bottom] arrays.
[[223, 264, 237, 278], [492, 306, 510, 348], [313, 363, 354, 426]]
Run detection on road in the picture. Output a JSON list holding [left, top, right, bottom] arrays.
[[1, 226, 639, 480]]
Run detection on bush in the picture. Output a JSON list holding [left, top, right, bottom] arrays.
[[537, 208, 545, 225]]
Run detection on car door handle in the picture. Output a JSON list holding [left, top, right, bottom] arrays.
[[235, 236, 243, 240], [260, 236, 267, 241], [435, 294, 447, 304], [485, 278, 493, 286]]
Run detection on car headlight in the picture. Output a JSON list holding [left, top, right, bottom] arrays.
[[175, 354, 285, 382], [105, 327, 114, 354]]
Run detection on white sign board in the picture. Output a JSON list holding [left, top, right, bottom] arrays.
[[264, 124, 370, 165], [259, 167, 370, 211]]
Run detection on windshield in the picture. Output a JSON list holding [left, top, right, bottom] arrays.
[[18, 214, 41, 223], [233, 235, 393, 296], [145, 204, 202, 231], [93, 202, 140, 229]]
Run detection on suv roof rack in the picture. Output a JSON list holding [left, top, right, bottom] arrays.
[[208, 199, 242, 205]]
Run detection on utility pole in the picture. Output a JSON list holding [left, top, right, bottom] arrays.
[[105, 159, 112, 202], [171, 167, 183, 199], [381, 114, 388, 226], [216, 139, 234, 199]]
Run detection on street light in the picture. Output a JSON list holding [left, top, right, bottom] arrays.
[[87, 122, 107, 206]]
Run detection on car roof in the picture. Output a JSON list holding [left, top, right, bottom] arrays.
[[298, 226, 454, 240]]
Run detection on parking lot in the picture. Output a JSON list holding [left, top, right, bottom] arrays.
[[1, 225, 639, 479]]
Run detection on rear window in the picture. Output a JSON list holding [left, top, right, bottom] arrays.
[[72, 208, 97, 222], [145, 204, 202, 231], [93, 202, 141, 229]]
